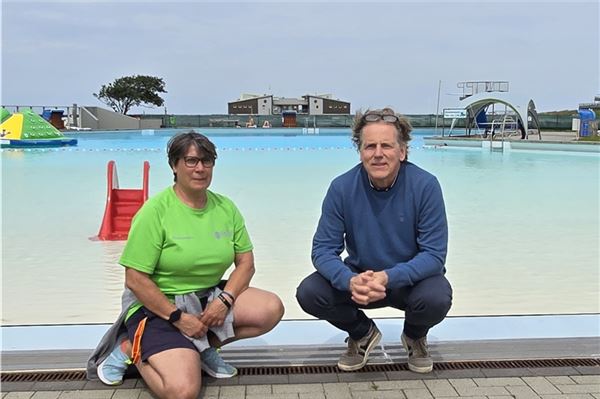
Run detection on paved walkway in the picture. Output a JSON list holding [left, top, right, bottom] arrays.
[[2, 374, 599, 399]]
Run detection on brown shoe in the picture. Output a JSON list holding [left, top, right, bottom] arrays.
[[401, 333, 433, 373], [337, 324, 382, 371]]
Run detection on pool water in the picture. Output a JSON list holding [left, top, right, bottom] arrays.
[[2, 128, 599, 325]]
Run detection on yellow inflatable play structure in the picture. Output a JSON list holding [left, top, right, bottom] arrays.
[[1, 107, 77, 148]]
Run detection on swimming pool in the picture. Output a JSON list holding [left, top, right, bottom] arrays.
[[2, 128, 599, 325]]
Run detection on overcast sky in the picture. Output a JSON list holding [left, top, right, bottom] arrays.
[[2, 0, 598, 114]]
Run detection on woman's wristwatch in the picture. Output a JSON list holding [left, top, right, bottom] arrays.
[[168, 308, 182, 323]]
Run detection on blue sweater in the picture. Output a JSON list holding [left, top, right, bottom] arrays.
[[312, 162, 448, 291]]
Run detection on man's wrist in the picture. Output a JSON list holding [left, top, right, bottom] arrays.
[[348, 274, 357, 291], [379, 271, 389, 287]]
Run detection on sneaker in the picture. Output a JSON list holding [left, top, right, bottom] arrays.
[[401, 332, 433, 373], [201, 347, 238, 378], [337, 323, 382, 371], [97, 335, 131, 385]]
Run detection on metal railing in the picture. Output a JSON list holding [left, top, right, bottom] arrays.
[[457, 81, 509, 100]]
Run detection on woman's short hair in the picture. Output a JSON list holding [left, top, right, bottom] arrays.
[[351, 107, 412, 150], [167, 131, 217, 181]]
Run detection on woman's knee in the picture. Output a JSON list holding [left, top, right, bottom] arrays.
[[143, 348, 201, 399], [238, 289, 284, 331], [264, 292, 285, 326], [164, 378, 201, 399]]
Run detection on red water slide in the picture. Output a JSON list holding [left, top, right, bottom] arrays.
[[97, 161, 150, 240]]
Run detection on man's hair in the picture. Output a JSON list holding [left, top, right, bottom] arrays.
[[351, 107, 413, 150], [167, 131, 217, 182]]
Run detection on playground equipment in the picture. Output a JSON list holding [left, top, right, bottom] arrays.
[[0, 107, 77, 148], [1, 108, 12, 123], [97, 161, 150, 241], [41, 109, 66, 129]]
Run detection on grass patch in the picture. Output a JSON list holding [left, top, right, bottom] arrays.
[[579, 135, 600, 142]]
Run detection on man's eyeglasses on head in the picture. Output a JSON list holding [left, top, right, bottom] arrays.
[[183, 156, 215, 168], [363, 113, 399, 123]]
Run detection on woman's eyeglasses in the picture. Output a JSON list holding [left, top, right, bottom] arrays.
[[363, 113, 399, 123], [183, 156, 215, 168]]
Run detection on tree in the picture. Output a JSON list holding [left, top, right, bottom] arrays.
[[93, 75, 167, 115]]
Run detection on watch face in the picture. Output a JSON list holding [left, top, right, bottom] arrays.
[[169, 309, 182, 323]]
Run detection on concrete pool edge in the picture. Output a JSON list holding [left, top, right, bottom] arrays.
[[423, 136, 600, 153], [2, 314, 599, 351]]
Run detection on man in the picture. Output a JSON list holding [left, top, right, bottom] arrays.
[[296, 108, 452, 373]]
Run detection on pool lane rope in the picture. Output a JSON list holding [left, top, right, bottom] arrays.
[[2, 146, 360, 153]]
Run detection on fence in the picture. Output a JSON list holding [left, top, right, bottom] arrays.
[[147, 113, 575, 130], [2, 105, 580, 131]]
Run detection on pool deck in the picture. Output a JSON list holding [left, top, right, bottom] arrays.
[[2, 369, 600, 399], [423, 131, 600, 152], [2, 338, 600, 398], [2, 315, 599, 397], [2, 341, 599, 398], [5, 380, 600, 399]]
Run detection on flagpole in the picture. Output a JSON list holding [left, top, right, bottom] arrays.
[[435, 80, 441, 135]]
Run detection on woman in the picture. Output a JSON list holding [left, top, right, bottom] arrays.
[[88, 131, 284, 399], [246, 116, 256, 128]]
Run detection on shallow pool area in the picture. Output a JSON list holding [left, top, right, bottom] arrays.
[[2, 128, 599, 325]]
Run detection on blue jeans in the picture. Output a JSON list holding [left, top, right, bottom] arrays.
[[296, 271, 452, 340]]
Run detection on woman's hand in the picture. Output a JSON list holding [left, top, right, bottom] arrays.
[[173, 312, 208, 338], [199, 298, 229, 327]]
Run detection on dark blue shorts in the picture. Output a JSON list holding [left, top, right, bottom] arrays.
[[124, 281, 227, 362], [125, 307, 197, 363]]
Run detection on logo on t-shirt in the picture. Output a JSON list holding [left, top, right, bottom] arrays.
[[172, 235, 194, 240], [214, 230, 233, 239]]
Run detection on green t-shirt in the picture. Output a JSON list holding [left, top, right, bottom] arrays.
[[120, 187, 253, 317]]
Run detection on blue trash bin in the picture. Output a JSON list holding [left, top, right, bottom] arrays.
[[578, 109, 596, 137]]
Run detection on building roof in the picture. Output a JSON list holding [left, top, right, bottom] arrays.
[[237, 93, 272, 100], [304, 93, 333, 99], [273, 98, 306, 106]]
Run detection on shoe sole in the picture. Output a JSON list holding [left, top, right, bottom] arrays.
[[407, 363, 433, 373], [401, 334, 433, 374], [201, 363, 238, 379], [96, 357, 123, 386], [337, 329, 382, 372]]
